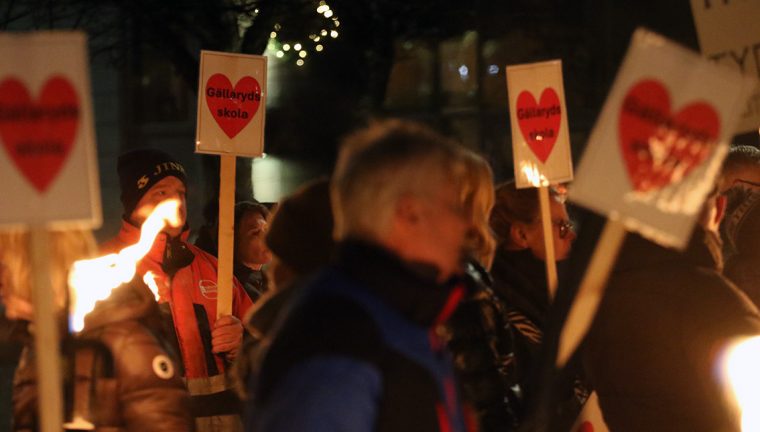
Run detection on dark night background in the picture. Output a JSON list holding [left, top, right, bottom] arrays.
[[0, 0, 757, 429]]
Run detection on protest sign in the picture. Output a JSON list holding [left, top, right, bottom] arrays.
[[195, 50, 267, 317], [558, 28, 755, 369], [570, 28, 755, 250], [507, 60, 573, 188], [507, 60, 573, 298], [690, 0, 760, 134], [196, 50, 266, 157], [0, 32, 101, 228], [0, 31, 101, 432]]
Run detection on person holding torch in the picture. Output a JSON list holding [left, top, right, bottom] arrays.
[[101, 149, 253, 432]]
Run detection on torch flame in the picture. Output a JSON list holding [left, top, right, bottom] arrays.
[[68, 200, 181, 333], [520, 161, 549, 187], [724, 335, 760, 431], [143, 271, 160, 301]]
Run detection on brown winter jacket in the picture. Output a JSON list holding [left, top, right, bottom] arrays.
[[12, 281, 193, 432]]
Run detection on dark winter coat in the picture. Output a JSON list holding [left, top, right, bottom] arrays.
[[234, 264, 268, 303], [444, 260, 521, 432], [246, 240, 474, 432], [489, 248, 588, 430], [584, 230, 760, 432], [13, 281, 193, 432]]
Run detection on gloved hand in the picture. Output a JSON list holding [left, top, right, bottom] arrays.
[[212, 315, 244, 360]]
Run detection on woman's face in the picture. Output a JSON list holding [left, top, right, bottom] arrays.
[[520, 200, 576, 261], [236, 211, 272, 269]]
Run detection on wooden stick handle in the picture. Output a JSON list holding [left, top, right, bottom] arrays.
[[30, 228, 63, 432], [538, 186, 558, 301], [216, 154, 236, 318], [556, 218, 626, 368]]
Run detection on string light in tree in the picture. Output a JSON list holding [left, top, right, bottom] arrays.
[[268, 0, 340, 67]]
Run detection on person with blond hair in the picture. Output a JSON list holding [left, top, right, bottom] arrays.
[[442, 151, 524, 431], [1, 229, 192, 431], [246, 119, 477, 432]]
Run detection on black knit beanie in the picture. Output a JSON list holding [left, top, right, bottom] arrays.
[[117, 148, 187, 218], [266, 178, 334, 275]]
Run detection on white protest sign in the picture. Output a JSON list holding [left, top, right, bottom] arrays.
[[507, 60, 573, 189], [196, 50, 267, 157], [0, 32, 101, 228], [570, 28, 755, 249], [690, 0, 760, 134]]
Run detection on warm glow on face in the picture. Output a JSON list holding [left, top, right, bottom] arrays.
[[68, 199, 181, 332], [724, 336, 760, 431], [520, 161, 549, 187]]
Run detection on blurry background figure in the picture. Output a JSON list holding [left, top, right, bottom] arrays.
[[0, 229, 193, 431], [486, 180, 585, 430], [0, 230, 86, 432], [723, 190, 760, 309], [234, 202, 272, 302], [233, 178, 334, 400], [719, 145, 760, 194], [583, 180, 760, 431], [263, 177, 334, 294], [719, 145, 760, 263]]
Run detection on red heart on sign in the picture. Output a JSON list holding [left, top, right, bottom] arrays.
[[516, 88, 562, 163], [619, 79, 720, 193], [205, 73, 261, 139], [0, 76, 80, 193]]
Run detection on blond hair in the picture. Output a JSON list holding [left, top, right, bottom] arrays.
[[0, 229, 97, 318], [459, 150, 496, 269], [332, 119, 469, 241]]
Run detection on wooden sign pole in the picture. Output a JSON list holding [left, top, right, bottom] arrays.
[[29, 228, 63, 432], [538, 186, 558, 300], [556, 218, 627, 368], [216, 154, 236, 318]]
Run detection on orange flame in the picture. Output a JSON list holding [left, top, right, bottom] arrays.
[[723, 336, 760, 431], [520, 161, 549, 187], [143, 271, 161, 301], [68, 200, 182, 332]]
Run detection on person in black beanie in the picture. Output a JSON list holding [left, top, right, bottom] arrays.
[[100, 148, 254, 432]]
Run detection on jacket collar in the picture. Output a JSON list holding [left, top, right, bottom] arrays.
[[115, 219, 190, 264], [490, 248, 552, 326], [335, 239, 465, 327]]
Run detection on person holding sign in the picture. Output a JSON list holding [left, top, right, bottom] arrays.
[[583, 183, 760, 431], [486, 181, 587, 429], [100, 149, 253, 432]]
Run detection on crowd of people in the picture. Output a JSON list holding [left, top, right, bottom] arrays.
[[1, 118, 760, 431]]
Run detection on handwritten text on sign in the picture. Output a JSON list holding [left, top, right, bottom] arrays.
[[507, 60, 573, 188], [0, 76, 80, 193], [0, 31, 101, 228], [619, 79, 720, 193], [690, 0, 760, 134], [570, 29, 754, 250]]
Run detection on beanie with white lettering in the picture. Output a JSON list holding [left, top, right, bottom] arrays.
[[117, 148, 187, 219]]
